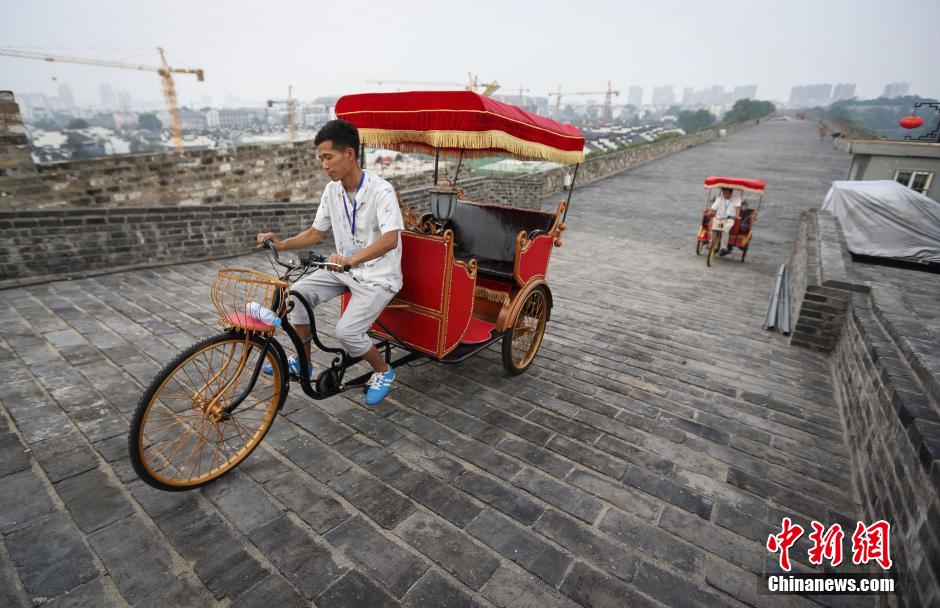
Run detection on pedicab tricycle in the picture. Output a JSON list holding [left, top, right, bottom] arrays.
[[695, 176, 765, 266], [129, 90, 585, 490]]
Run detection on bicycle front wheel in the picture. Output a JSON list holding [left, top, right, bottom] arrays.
[[707, 230, 721, 267], [129, 332, 285, 491]]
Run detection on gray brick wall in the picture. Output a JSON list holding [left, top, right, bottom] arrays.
[[833, 294, 940, 606], [788, 208, 940, 603], [788, 211, 867, 352], [0, 202, 317, 289], [0, 86, 759, 285]]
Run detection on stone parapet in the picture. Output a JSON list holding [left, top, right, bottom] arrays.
[[833, 292, 940, 606], [0, 202, 316, 289], [789, 208, 940, 604], [788, 211, 864, 352], [0, 85, 760, 284]]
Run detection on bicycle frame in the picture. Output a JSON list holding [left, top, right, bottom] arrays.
[[223, 268, 424, 410]]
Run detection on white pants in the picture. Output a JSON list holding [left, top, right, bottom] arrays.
[[711, 217, 736, 234], [288, 270, 397, 357]]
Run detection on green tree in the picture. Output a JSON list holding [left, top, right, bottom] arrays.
[[66, 118, 89, 129], [63, 132, 92, 158], [33, 118, 59, 130], [138, 113, 162, 131], [678, 109, 716, 133], [723, 99, 775, 123]]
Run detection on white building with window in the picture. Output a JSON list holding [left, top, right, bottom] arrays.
[[845, 140, 940, 202]]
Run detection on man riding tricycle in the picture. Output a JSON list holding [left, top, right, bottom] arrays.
[[128, 90, 585, 490], [695, 176, 765, 266]]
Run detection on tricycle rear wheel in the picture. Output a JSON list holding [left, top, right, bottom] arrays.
[[502, 285, 550, 375]]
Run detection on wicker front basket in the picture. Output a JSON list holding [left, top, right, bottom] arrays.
[[210, 268, 289, 334]]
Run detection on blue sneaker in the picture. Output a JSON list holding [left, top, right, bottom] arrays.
[[263, 355, 313, 380], [365, 366, 395, 406]]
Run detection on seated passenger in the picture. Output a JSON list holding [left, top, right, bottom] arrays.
[[710, 187, 741, 256]]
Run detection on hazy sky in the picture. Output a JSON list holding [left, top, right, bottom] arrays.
[[1, 0, 938, 107]]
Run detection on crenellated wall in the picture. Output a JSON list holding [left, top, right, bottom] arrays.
[[788, 209, 940, 605], [0, 89, 758, 286]]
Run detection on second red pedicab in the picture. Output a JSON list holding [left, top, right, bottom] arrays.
[[695, 176, 765, 266], [129, 90, 585, 490]]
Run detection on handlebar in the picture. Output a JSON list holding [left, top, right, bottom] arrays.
[[262, 239, 351, 272]]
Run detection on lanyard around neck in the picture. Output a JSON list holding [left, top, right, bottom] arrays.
[[341, 171, 366, 236]]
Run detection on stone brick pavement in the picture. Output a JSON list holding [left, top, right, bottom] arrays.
[[1, 120, 880, 607]]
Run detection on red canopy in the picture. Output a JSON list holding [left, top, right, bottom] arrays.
[[704, 176, 766, 193], [335, 91, 585, 164]]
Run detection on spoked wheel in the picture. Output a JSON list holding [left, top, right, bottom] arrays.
[[129, 332, 285, 491], [707, 230, 721, 267], [502, 285, 550, 375]]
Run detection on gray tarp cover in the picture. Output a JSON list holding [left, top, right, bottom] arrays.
[[821, 180, 940, 264]]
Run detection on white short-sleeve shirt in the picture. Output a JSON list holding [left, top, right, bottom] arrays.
[[711, 195, 741, 219], [312, 170, 404, 292]]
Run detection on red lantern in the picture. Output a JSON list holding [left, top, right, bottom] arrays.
[[900, 115, 924, 129]]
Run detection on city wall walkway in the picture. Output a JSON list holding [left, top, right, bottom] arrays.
[[0, 120, 877, 607]]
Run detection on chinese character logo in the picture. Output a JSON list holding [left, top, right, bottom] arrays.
[[767, 517, 804, 572], [768, 518, 892, 572], [808, 522, 844, 567], [851, 520, 892, 570]]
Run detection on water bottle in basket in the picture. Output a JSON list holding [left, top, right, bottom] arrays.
[[245, 302, 282, 328]]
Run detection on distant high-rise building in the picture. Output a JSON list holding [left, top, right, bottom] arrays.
[[652, 85, 675, 107], [627, 86, 643, 108], [882, 82, 910, 99], [99, 84, 116, 110], [832, 83, 856, 102], [178, 109, 207, 130], [789, 84, 833, 106], [56, 83, 75, 109], [704, 85, 724, 106], [732, 85, 758, 101], [218, 109, 252, 128], [117, 89, 133, 110], [682, 87, 694, 106]]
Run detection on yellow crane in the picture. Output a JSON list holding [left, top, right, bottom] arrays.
[[267, 85, 296, 143], [467, 73, 500, 97], [548, 81, 621, 125], [0, 47, 204, 152], [366, 75, 500, 96], [366, 79, 464, 89]]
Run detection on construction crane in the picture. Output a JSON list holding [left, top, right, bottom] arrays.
[[548, 81, 621, 125], [267, 85, 296, 143], [467, 73, 500, 97], [0, 47, 204, 152], [366, 75, 500, 96], [366, 79, 464, 89]]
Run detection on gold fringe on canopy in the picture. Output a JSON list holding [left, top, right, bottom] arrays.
[[703, 182, 765, 194], [358, 128, 585, 164]]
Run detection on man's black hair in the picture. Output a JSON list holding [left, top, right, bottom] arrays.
[[314, 119, 360, 159]]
